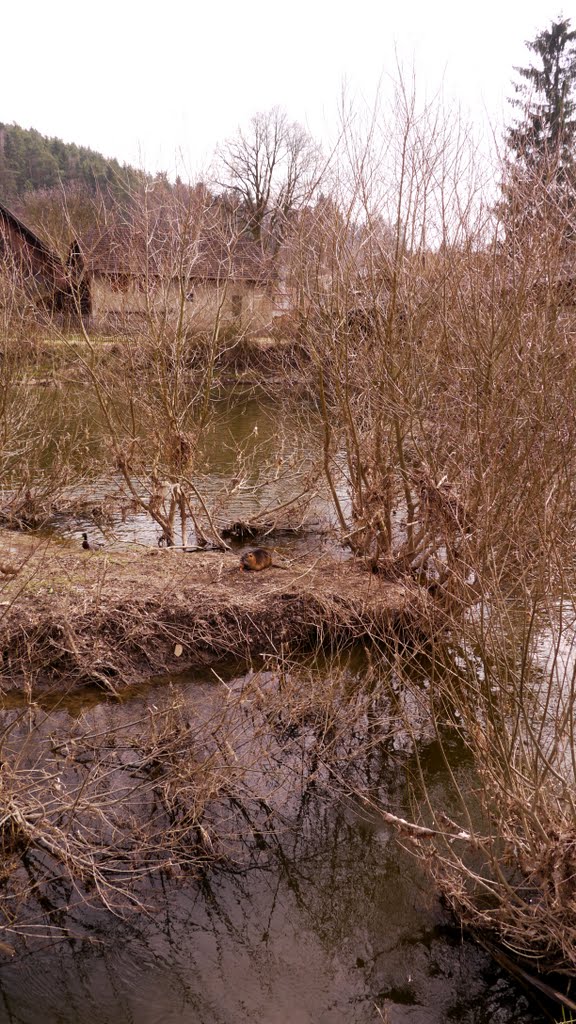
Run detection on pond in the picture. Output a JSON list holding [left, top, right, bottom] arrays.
[[0, 662, 544, 1024], [17, 383, 342, 556]]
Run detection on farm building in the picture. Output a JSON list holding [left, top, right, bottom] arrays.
[[0, 200, 75, 320], [0, 199, 279, 334], [71, 226, 278, 334]]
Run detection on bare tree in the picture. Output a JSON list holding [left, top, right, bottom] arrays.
[[216, 107, 323, 250]]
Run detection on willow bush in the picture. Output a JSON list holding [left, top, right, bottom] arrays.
[[280, 83, 576, 990]]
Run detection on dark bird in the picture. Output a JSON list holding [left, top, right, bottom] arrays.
[[81, 532, 91, 550]]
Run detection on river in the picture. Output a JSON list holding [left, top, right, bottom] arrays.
[[0, 660, 544, 1023]]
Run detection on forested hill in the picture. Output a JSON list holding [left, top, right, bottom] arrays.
[[0, 122, 143, 201]]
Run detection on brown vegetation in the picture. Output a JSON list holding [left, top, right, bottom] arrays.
[[2, 81, 576, 1009], [0, 532, 423, 697]]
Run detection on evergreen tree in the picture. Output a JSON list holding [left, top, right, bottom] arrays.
[[0, 122, 146, 203], [502, 19, 576, 247], [508, 18, 576, 179]]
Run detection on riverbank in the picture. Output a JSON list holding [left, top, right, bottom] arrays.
[[0, 531, 433, 695]]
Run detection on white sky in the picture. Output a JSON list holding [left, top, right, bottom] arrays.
[[2, 0, 570, 178]]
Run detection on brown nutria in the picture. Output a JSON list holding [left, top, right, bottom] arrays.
[[240, 548, 273, 572]]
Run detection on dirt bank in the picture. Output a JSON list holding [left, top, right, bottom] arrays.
[[0, 531, 434, 694]]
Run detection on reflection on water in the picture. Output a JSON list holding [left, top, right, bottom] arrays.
[[47, 390, 340, 553], [0, 668, 541, 1024], [0, 820, 537, 1024]]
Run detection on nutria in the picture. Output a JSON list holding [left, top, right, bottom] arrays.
[[240, 548, 273, 572]]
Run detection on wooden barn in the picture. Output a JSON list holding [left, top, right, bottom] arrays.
[[0, 199, 280, 334], [0, 201, 76, 320]]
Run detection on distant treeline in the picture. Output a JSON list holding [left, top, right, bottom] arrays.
[[0, 123, 160, 252], [0, 122, 144, 202], [0, 114, 317, 256]]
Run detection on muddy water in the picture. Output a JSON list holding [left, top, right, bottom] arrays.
[[0, 829, 538, 1024], [36, 386, 339, 552], [0, 387, 546, 1020], [0, 668, 543, 1024]]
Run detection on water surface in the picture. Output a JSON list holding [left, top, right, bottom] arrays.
[[0, 665, 543, 1024]]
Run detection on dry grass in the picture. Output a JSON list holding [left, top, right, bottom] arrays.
[[0, 532, 431, 696]]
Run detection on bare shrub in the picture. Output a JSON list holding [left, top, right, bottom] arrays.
[[274, 78, 576, 992], [22, 180, 317, 549]]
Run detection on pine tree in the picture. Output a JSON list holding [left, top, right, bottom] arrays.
[[508, 18, 576, 179], [502, 19, 576, 247]]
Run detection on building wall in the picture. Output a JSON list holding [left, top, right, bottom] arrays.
[[90, 274, 276, 334]]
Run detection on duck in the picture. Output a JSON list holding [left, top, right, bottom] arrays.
[[81, 532, 104, 551]]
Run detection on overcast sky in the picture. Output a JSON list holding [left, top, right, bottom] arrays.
[[2, 0, 570, 177]]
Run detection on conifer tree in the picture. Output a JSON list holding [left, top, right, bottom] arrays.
[[502, 18, 576, 246], [508, 18, 576, 178]]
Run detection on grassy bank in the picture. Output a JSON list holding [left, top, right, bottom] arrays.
[[0, 532, 430, 696]]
